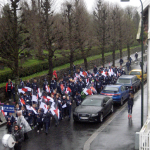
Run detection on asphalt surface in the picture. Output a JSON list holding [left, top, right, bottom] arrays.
[[0, 52, 147, 150]]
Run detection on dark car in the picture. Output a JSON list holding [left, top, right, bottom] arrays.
[[101, 85, 129, 105], [116, 75, 141, 93], [73, 95, 113, 123]]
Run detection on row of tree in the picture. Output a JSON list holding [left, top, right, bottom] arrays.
[[0, 0, 140, 101]]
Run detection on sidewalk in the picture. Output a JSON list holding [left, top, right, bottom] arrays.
[[89, 84, 148, 150]]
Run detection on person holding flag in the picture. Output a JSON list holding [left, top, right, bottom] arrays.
[[36, 109, 43, 133], [43, 105, 51, 135], [66, 96, 72, 121]]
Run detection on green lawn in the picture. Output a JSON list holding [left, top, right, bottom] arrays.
[[0, 45, 140, 88]]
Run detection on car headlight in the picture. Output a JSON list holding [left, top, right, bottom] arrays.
[[73, 112, 78, 116], [91, 113, 98, 117]]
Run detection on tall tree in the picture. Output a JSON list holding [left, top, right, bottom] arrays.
[[93, 0, 110, 67], [74, 0, 92, 70], [61, 2, 76, 76], [41, 0, 62, 82], [0, 0, 30, 102]]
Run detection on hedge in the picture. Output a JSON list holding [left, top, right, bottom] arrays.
[[0, 45, 140, 83]]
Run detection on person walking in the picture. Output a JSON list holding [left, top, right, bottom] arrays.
[[13, 125, 24, 150], [126, 60, 130, 72], [135, 52, 138, 60], [128, 91, 134, 118], [119, 57, 124, 66]]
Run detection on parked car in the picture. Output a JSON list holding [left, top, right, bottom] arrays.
[[116, 75, 141, 93], [129, 69, 147, 82], [73, 95, 113, 123], [100, 85, 129, 105]]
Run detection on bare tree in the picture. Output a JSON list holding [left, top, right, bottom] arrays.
[[0, 0, 30, 102], [93, 0, 110, 67], [61, 2, 77, 76], [41, 0, 62, 82], [74, 0, 92, 70]]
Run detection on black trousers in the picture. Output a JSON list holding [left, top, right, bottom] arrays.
[[14, 144, 21, 150]]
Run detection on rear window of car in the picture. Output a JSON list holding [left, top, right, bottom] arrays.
[[117, 79, 131, 84], [130, 71, 141, 75], [103, 87, 119, 93]]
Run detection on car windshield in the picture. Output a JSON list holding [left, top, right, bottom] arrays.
[[130, 71, 141, 75], [103, 87, 119, 93], [117, 79, 131, 84], [81, 98, 103, 106]]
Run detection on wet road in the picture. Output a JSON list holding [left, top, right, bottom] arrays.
[[0, 58, 147, 150]]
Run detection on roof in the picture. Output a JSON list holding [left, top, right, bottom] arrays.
[[118, 75, 135, 79]]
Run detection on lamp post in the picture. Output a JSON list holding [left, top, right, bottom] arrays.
[[121, 0, 144, 128]]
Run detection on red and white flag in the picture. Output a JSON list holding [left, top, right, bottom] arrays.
[[83, 88, 93, 95], [0, 106, 5, 117], [40, 102, 48, 114], [26, 105, 32, 111], [37, 88, 42, 97], [47, 96, 54, 103], [32, 95, 38, 102], [108, 69, 114, 76], [62, 103, 67, 108], [50, 106, 59, 119], [75, 73, 80, 78], [45, 85, 50, 93], [90, 86, 97, 94], [31, 107, 38, 114], [66, 87, 71, 94], [20, 98, 26, 105], [18, 87, 31, 94], [80, 71, 87, 77], [60, 84, 65, 92]]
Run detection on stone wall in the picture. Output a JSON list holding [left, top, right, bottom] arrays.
[[0, 46, 145, 102]]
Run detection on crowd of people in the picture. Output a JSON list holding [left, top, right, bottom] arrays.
[[0, 53, 141, 150], [4, 64, 127, 137]]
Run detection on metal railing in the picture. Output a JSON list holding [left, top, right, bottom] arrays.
[[139, 119, 150, 150]]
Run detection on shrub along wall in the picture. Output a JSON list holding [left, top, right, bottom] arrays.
[[0, 46, 141, 83]]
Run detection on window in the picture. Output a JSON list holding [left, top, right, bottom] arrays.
[[117, 79, 131, 84], [103, 86, 119, 93], [130, 71, 141, 75]]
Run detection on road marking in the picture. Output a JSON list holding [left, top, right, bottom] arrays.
[[83, 89, 141, 150]]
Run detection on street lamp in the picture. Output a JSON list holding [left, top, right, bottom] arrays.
[[121, 0, 144, 128]]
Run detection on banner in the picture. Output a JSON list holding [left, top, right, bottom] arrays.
[[2, 105, 15, 113]]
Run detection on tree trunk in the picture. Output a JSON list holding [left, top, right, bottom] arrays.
[[102, 45, 105, 67], [119, 40, 122, 58], [127, 44, 130, 60], [112, 46, 115, 67], [48, 52, 53, 84], [70, 51, 74, 76], [84, 58, 88, 71]]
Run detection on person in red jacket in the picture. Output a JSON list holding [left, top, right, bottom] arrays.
[[53, 70, 58, 81], [6, 79, 13, 100]]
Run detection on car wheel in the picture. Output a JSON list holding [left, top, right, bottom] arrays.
[[120, 98, 123, 106], [100, 113, 103, 123], [111, 105, 114, 113]]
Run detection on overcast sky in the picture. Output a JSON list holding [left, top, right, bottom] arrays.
[[0, 0, 144, 12], [85, 0, 141, 12]]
